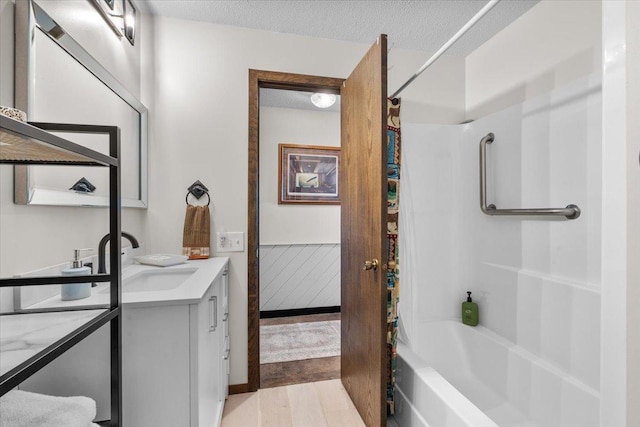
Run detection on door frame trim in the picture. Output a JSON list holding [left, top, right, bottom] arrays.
[[247, 69, 344, 391]]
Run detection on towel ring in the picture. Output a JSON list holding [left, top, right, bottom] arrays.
[[186, 180, 210, 206], [186, 191, 210, 206]]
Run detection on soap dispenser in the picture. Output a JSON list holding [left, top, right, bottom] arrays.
[[461, 291, 479, 326], [61, 248, 92, 301]]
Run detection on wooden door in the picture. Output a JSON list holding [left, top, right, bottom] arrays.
[[340, 35, 388, 427]]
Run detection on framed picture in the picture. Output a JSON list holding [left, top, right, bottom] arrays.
[[278, 144, 340, 204]]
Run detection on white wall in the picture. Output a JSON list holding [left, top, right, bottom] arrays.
[[0, 0, 150, 313], [149, 17, 466, 385], [259, 106, 340, 244], [465, 0, 601, 120]]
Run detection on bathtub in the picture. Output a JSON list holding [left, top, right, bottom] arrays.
[[394, 320, 599, 427]]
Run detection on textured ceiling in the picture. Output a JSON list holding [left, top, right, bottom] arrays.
[[140, 0, 539, 55]]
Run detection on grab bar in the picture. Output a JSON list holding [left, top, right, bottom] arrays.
[[479, 133, 581, 220]]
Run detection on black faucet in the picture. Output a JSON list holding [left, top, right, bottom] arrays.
[[97, 231, 140, 274]]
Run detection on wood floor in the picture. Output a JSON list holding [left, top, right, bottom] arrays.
[[260, 356, 340, 388], [235, 314, 399, 426], [260, 313, 341, 389], [221, 379, 400, 427], [221, 379, 365, 427]]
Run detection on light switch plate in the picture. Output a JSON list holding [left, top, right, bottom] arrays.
[[227, 232, 244, 252], [216, 231, 244, 252]]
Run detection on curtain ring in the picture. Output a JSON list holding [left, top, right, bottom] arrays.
[[186, 191, 210, 206]]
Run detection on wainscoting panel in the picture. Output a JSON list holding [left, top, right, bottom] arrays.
[[260, 244, 340, 311]]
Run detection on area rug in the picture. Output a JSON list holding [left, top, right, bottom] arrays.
[[260, 320, 340, 364]]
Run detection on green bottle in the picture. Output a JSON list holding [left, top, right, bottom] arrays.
[[462, 291, 479, 326]]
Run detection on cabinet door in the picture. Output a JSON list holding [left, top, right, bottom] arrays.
[[125, 305, 191, 427]]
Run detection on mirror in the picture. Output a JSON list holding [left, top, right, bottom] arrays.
[[14, 0, 148, 208]]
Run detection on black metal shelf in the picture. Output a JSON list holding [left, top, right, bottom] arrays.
[[0, 119, 122, 427], [0, 116, 118, 166]]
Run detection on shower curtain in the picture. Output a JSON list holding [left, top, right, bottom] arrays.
[[386, 98, 401, 413]]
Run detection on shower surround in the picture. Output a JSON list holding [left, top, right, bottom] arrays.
[[396, 74, 602, 426]]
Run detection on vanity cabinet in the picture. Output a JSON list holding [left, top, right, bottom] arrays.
[[22, 259, 230, 426], [124, 261, 229, 427]]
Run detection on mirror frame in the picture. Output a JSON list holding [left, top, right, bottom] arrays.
[[14, 0, 148, 208]]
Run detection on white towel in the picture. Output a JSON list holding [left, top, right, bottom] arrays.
[[0, 390, 97, 427]]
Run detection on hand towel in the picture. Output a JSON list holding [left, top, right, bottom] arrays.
[[182, 204, 210, 259], [0, 390, 96, 427]]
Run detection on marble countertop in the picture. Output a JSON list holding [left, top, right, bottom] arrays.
[[1, 256, 229, 380], [0, 309, 105, 377]]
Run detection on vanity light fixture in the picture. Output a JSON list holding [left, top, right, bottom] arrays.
[[310, 93, 337, 109], [92, 0, 125, 37], [92, 0, 136, 45], [124, 0, 136, 45]]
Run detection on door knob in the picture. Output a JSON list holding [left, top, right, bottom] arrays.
[[363, 259, 379, 271]]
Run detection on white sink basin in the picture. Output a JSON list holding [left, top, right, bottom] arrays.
[[101, 268, 197, 293]]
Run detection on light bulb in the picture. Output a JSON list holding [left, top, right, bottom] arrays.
[[310, 93, 337, 109]]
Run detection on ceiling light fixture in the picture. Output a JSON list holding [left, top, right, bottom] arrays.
[[310, 93, 337, 109]]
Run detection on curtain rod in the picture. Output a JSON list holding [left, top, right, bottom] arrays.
[[390, 0, 501, 99]]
